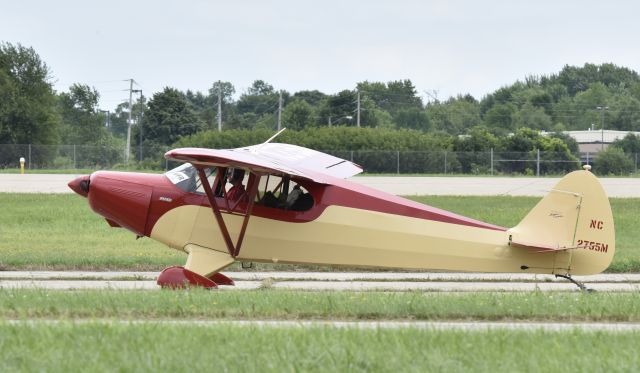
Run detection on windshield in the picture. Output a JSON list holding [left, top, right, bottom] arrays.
[[165, 163, 215, 193]]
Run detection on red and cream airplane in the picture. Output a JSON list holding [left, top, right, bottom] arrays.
[[68, 137, 615, 290]]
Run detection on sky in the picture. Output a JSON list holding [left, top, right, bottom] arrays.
[[2, 0, 640, 111]]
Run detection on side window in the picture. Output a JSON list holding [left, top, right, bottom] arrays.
[[286, 183, 314, 211], [257, 174, 285, 207], [223, 168, 249, 202], [195, 168, 216, 194], [257, 174, 313, 211]]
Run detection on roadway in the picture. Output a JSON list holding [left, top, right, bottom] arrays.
[[2, 173, 640, 196], [3, 271, 639, 331], [1, 271, 638, 292]]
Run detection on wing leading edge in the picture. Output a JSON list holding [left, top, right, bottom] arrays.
[[166, 143, 362, 183]]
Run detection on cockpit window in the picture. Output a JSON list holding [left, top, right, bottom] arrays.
[[165, 163, 215, 194], [165, 165, 314, 211]]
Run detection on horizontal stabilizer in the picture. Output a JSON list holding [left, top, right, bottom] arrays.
[[509, 238, 571, 253]]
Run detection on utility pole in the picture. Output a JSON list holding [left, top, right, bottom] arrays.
[[125, 78, 134, 164], [217, 81, 222, 132], [132, 90, 143, 162], [277, 91, 283, 130], [356, 90, 361, 128], [596, 106, 608, 151]]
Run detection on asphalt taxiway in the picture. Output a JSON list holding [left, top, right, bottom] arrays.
[[2, 174, 640, 196], [1, 271, 638, 292]]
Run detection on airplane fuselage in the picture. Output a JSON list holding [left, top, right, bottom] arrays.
[[72, 168, 613, 278]]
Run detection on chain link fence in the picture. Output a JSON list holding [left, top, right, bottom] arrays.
[[1, 144, 638, 175], [0, 144, 172, 170]]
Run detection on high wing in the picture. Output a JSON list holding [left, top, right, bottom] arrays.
[[165, 143, 363, 182], [164, 143, 362, 259]]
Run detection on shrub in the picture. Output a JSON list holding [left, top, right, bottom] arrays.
[[594, 147, 635, 175]]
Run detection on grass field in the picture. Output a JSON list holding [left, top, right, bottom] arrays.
[[0, 193, 638, 271], [0, 322, 637, 372], [1, 289, 640, 322], [2, 192, 637, 372]]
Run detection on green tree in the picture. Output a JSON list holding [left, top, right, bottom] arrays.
[[282, 99, 315, 130], [143, 87, 203, 146], [513, 102, 552, 130], [386, 79, 423, 110], [318, 90, 357, 126], [247, 80, 274, 95], [185, 90, 213, 128], [499, 127, 539, 174], [556, 64, 600, 95], [209, 81, 236, 100], [393, 107, 429, 130], [454, 126, 499, 152], [453, 126, 500, 174], [427, 96, 481, 135], [357, 80, 423, 114], [535, 136, 580, 174], [57, 84, 106, 144], [236, 80, 283, 125], [107, 102, 132, 138], [183, 82, 237, 131], [482, 103, 516, 134], [292, 90, 326, 106], [555, 63, 640, 95], [206, 81, 236, 129], [612, 133, 640, 154], [480, 84, 523, 115], [57, 85, 123, 166], [608, 94, 640, 131], [548, 131, 579, 154], [0, 42, 59, 145]]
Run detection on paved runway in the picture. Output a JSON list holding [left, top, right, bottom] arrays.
[[2, 174, 639, 196], [1, 271, 638, 292]]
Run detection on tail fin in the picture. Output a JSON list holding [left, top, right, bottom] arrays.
[[508, 168, 615, 275]]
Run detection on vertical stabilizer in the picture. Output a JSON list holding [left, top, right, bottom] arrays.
[[508, 169, 615, 275]]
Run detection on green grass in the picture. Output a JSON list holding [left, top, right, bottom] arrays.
[[0, 193, 638, 271], [0, 323, 638, 372], [0, 193, 184, 270], [2, 290, 640, 322]]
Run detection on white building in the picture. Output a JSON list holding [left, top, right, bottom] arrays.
[[563, 130, 640, 154]]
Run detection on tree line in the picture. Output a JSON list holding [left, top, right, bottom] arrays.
[[2, 41, 640, 173]]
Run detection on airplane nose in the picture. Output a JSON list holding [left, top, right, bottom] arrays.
[[87, 171, 156, 236], [68, 175, 91, 197]]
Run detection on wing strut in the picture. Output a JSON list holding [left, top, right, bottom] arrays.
[[197, 167, 261, 258]]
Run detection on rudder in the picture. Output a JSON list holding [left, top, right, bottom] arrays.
[[508, 168, 615, 275]]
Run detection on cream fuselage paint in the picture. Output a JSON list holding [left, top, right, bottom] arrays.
[[507, 170, 615, 275], [150, 204, 580, 275]]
